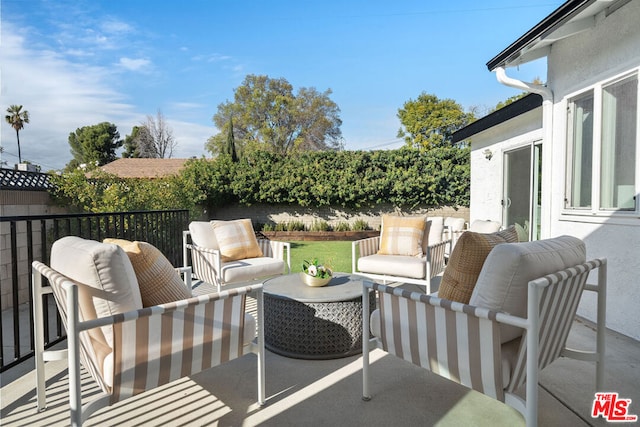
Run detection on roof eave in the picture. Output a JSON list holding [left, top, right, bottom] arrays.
[[486, 0, 594, 71]]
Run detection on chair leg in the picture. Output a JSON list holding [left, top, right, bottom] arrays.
[[64, 283, 83, 427], [32, 269, 48, 412], [362, 283, 372, 401]]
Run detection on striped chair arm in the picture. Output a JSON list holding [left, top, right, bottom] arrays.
[[258, 239, 291, 272], [426, 239, 449, 278], [109, 284, 261, 404], [353, 236, 380, 259], [189, 244, 221, 286], [368, 282, 505, 401], [506, 259, 604, 393]]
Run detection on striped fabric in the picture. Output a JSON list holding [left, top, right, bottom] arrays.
[[356, 236, 381, 258], [372, 282, 504, 400], [506, 259, 601, 393], [427, 240, 448, 278], [110, 288, 250, 403]]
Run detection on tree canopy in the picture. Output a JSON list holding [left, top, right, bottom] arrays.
[[67, 122, 122, 169], [206, 75, 343, 156], [397, 93, 475, 149]]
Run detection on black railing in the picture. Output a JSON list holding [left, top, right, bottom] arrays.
[[0, 209, 190, 372]]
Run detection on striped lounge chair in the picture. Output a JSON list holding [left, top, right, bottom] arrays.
[[183, 220, 290, 292], [362, 236, 607, 427], [352, 216, 449, 294], [33, 237, 265, 427]]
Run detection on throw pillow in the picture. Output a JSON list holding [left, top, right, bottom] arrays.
[[377, 215, 427, 257], [438, 226, 518, 303], [104, 238, 191, 307], [212, 219, 263, 262]]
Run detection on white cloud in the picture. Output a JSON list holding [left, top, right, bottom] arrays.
[[118, 57, 152, 72], [0, 25, 138, 170]]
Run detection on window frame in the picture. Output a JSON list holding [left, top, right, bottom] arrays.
[[563, 70, 640, 219]]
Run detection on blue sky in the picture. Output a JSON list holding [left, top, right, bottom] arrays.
[[1, 0, 563, 171]]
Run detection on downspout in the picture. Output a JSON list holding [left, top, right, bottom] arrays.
[[494, 66, 554, 239]]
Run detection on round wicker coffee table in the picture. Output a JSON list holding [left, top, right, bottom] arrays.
[[263, 272, 375, 359]]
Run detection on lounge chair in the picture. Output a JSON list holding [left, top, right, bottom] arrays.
[[33, 236, 265, 426], [362, 236, 606, 427]]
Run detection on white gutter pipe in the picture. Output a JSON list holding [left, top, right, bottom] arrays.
[[494, 66, 554, 239]]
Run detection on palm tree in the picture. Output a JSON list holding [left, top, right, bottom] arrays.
[[5, 105, 30, 164]]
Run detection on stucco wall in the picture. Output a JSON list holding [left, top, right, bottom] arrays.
[[469, 108, 543, 226], [546, 1, 640, 340]]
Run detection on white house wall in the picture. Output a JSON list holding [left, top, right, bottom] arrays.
[[470, 109, 542, 226], [547, 1, 640, 340]]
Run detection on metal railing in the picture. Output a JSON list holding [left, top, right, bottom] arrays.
[[0, 209, 190, 372]]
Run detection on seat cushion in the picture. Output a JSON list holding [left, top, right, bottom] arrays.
[[358, 254, 426, 280], [221, 257, 286, 284], [470, 235, 586, 343], [438, 227, 518, 304], [50, 236, 143, 349], [189, 221, 219, 249], [378, 215, 426, 257], [212, 219, 263, 262], [104, 239, 192, 307]]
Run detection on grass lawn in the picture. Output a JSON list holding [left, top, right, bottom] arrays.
[[289, 241, 353, 273]]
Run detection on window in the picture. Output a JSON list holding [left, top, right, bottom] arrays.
[[566, 73, 638, 213]]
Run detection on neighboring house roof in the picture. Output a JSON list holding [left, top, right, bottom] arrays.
[[452, 93, 542, 143], [487, 0, 627, 70], [98, 158, 189, 178]]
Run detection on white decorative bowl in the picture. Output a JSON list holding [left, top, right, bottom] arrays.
[[300, 272, 332, 287]]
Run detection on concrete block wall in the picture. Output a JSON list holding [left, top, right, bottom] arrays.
[[208, 203, 469, 230]]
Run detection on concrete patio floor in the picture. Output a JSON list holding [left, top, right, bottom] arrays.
[[2, 313, 639, 426]]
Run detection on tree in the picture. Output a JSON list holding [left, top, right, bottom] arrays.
[[67, 122, 122, 169], [143, 110, 177, 158], [206, 74, 343, 156], [397, 93, 475, 149], [226, 116, 239, 162], [5, 105, 30, 163], [123, 125, 156, 158]]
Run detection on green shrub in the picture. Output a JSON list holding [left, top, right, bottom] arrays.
[[309, 220, 330, 231], [352, 219, 370, 231], [333, 221, 351, 232], [261, 223, 275, 231]]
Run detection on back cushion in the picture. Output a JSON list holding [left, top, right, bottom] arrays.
[[189, 221, 219, 249], [377, 215, 426, 257], [212, 219, 264, 262], [445, 217, 466, 232], [470, 235, 586, 343], [469, 220, 502, 233], [426, 216, 444, 246], [104, 239, 192, 307], [50, 236, 143, 348], [438, 227, 518, 303]]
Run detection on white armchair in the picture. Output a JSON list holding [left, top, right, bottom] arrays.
[[183, 220, 290, 292], [352, 216, 449, 294], [362, 236, 606, 426], [33, 237, 265, 426]]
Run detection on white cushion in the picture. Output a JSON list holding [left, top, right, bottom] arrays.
[[358, 254, 425, 280], [470, 235, 586, 343], [50, 236, 142, 349], [469, 220, 501, 233], [189, 221, 219, 249], [426, 216, 444, 245], [445, 217, 466, 232], [221, 257, 286, 283]]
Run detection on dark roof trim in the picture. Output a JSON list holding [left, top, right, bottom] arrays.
[[452, 93, 542, 143], [486, 0, 591, 71]]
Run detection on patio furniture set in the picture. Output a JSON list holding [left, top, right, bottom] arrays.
[[32, 215, 606, 426]]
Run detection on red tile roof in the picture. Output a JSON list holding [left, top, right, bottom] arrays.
[[98, 158, 189, 178]]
